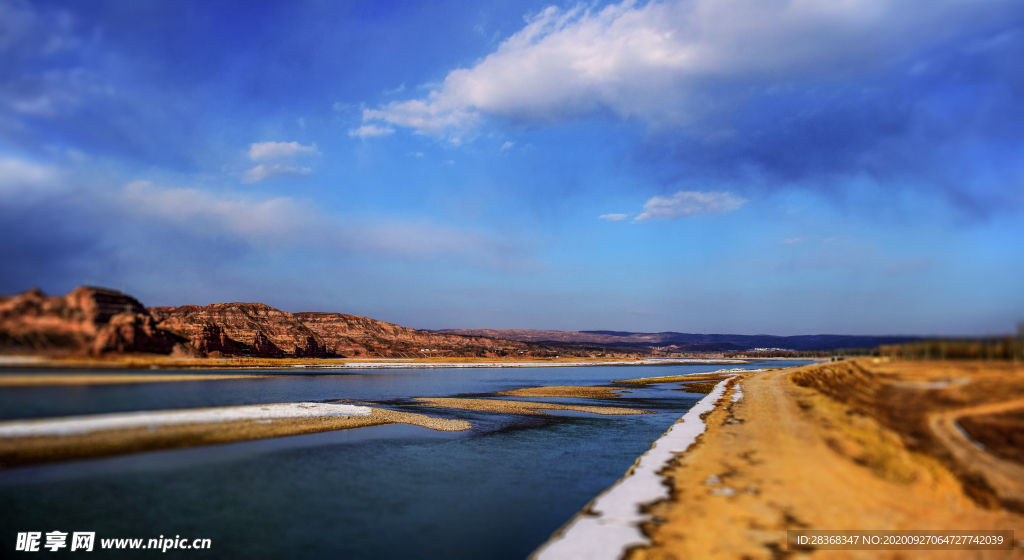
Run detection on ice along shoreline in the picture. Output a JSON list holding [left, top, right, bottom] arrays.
[[530, 375, 739, 560]]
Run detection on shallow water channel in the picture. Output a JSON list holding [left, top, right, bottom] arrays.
[[0, 361, 811, 559]]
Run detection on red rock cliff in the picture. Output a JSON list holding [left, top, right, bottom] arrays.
[[0, 287, 181, 355], [1, 286, 565, 359], [149, 303, 327, 358], [293, 312, 530, 358]]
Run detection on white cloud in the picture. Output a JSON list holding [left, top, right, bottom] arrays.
[[347, 124, 395, 138], [118, 181, 531, 269], [248, 141, 319, 162], [121, 181, 308, 242], [599, 213, 628, 221], [0, 158, 55, 193], [500, 141, 515, 151], [360, 0, 1014, 139], [242, 164, 312, 184], [782, 237, 804, 244], [634, 191, 745, 221], [362, 99, 477, 141]]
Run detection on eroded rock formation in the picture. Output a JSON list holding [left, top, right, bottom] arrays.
[[293, 312, 530, 358], [0, 287, 183, 356], [0, 286, 551, 359], [149, 303, 322, 358]]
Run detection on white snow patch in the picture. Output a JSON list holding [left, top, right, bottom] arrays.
[[0, 403, 371, 438], [533, 376, 734, 560]]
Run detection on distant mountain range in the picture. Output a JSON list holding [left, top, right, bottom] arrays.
[[0, 287, 569, 359], [1, 286, 923, 360], [435, 329, 921, 352]]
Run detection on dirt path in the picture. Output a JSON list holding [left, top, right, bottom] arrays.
[[930, 398, 1024, 508], [629, 366, 1024, 560]]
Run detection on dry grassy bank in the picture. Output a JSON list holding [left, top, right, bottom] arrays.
[[629, 360, 1024, 560]]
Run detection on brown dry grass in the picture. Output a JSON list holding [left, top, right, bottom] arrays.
[[958, 410, 1024, 464], [497, 386, 624, 399], [628, 361, 1024, 560], [0, 407, 470, 468], [413, 397, 652, 416], [790, 359, 1024, 510], [675, 381, 719, 394]]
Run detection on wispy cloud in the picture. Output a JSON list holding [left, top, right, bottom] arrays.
[[598, 213, 628, 221], [248, 141, 319, 162], [116, 180, 531, 269], [782, 237, 803, 244], [362, 100, 476, 142], [634, 191, 746, 221], [500, 141, 515, 151], [347, 124, 395, 138], [357, 0, 1015, 140], [121, 180, 307, 241], [242, 164, 311, 184], [241, 141, 320, 182], [0, 158, 56, 194]]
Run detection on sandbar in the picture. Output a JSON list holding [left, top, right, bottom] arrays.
[[613, 372, 738, 385], [0, 405, 470, 468], [413, 397, 652, 416], [0, 402, 371, 437], [497, 386, 624, 399]]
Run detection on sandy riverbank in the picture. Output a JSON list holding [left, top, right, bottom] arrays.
[[611, 360, 1024, 559], [0, 373, 278, 387]]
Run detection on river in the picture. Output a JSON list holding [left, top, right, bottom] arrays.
[[0, 361, 813, 558]]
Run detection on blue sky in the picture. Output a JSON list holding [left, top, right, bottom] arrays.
[[2, 0, 1023, 335]]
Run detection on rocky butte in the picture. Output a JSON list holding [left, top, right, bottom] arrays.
[[0, 287, 548, 359]]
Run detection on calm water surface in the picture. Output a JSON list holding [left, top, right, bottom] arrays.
[[0, 361, 812, 559]]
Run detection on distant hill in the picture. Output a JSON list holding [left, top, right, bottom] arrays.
[[1, 286, 924, 359], [0, 287, 572, 359], [436, 329, 921, 352]]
